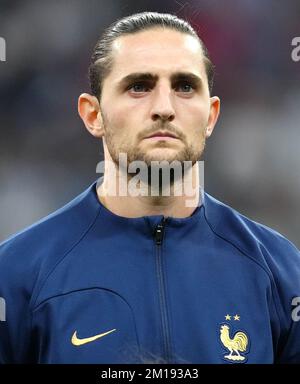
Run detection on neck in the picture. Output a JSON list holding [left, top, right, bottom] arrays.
[[96, 161, 201, 218]]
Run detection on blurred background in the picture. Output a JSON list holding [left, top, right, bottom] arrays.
[[0, 0, 299, 246]]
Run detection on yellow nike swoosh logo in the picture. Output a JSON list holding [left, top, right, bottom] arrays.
[[71, 328, 116, 346]]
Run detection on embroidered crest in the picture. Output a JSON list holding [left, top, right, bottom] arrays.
[[219, 315, 250, 363]]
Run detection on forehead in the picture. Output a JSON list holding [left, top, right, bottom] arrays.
[[109, 28, 206, 80]]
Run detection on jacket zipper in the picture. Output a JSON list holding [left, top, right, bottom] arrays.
[[154, 217, 171, 362]]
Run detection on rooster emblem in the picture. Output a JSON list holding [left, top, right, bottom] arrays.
[[220, 324, 249, 362]]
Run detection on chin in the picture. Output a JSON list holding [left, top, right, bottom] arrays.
[[124, 146, 202, 167], [144, 148, 182, 163]]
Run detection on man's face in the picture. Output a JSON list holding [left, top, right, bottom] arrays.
[[100, 28, 215, 169]]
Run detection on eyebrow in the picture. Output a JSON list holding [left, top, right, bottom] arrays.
[[117, 72, 203, 90]]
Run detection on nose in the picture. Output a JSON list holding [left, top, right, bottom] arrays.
[[150, 85, 175, 122]]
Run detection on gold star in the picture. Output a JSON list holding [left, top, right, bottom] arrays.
[[225, 314, 231, 321], [234, 314, 240, 321]]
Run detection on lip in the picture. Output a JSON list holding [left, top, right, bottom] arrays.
[[145, 131, 178, 139]]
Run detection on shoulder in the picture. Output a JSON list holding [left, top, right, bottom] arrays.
[[203, 191, 299, 258], [203, 192, 300, 318], [0, 181, 101, 303], [203, 192, 300, 362]]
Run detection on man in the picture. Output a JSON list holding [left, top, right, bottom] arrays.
[[0, 12, 299, 364]]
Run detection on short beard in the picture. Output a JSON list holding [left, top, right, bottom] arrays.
[[102, 111, 206, 190]]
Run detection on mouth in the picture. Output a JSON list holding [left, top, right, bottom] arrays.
[[144, 131, 179, 140]]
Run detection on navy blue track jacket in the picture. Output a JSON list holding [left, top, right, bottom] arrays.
[[0, 179, 299, 364]]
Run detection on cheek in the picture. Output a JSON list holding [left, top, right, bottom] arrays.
[[179, 106, 209, 141], [105, 108, 124, 130], [103, 101, 138, 131], [178, 104, 209, 149], [103, 108, 138, 148], [178, 98, 210, 126], [193, 100, 210, 125]]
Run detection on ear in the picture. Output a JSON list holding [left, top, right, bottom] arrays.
[[205, 96, 220, 138], [78, 93, 104, 138]]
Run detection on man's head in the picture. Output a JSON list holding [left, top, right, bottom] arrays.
[[78, 12, 220, 178], [88, 12, 215, 100]]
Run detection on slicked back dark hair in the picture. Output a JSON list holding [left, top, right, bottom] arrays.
[[89, 12, 215, 99]]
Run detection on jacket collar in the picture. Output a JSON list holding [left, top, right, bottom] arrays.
[[85, 177, 205, 231]]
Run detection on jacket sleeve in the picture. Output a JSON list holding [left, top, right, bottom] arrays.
[[264, 236, 300, 363], [0, 238, 34, 363]]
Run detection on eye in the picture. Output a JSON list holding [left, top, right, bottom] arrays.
[[128, 82, 150, 93], [175, 82, 194, 93]]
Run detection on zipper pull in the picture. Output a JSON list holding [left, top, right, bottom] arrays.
[[154, 217, 167, 245]]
